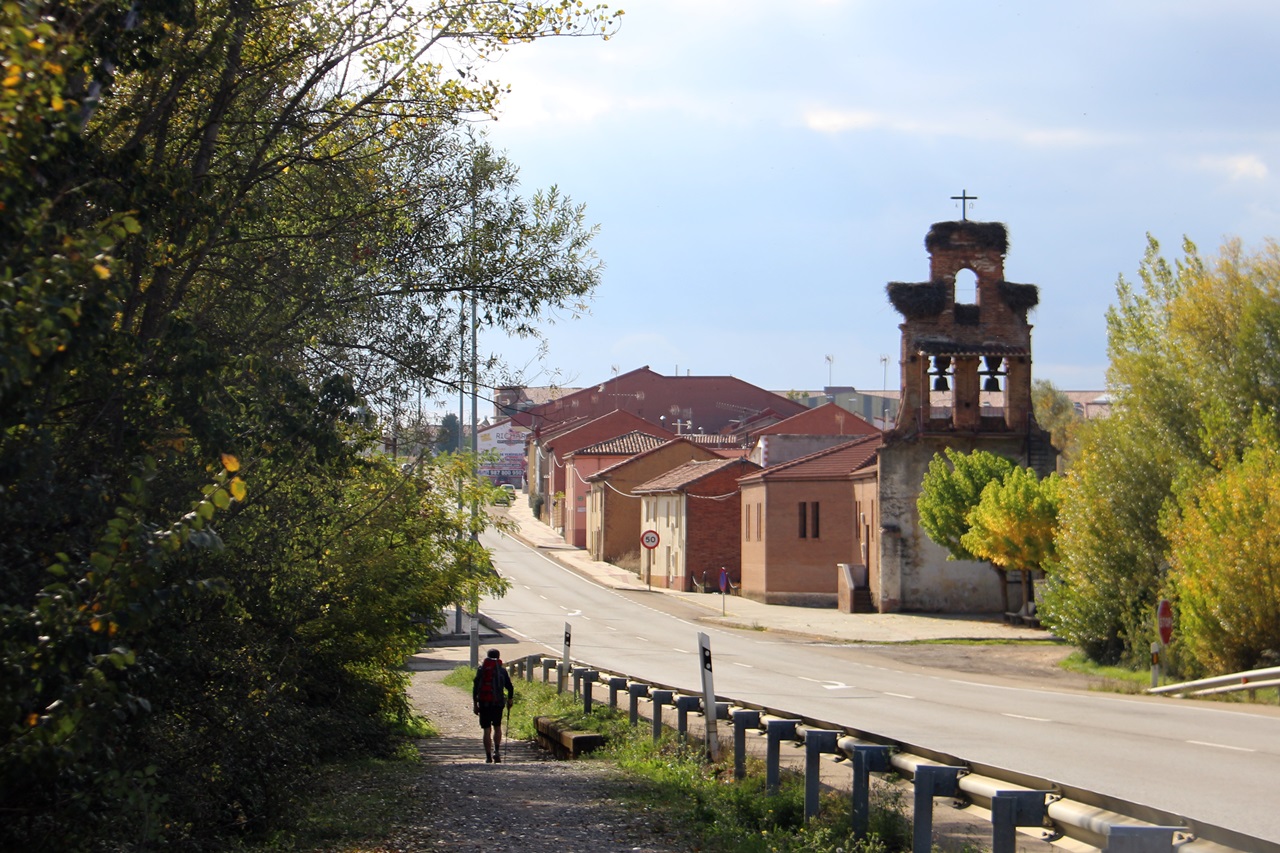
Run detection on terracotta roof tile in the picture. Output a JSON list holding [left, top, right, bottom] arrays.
[[633, 457, 759, 493], [569, 430, 667, 457], [738, 434, 882, 483]]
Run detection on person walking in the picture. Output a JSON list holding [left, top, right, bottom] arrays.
[[473, 648, 515, 763]]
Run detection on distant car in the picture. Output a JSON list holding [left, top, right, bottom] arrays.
[[500, 484, 517, 497], [491, 484, 515, 506]]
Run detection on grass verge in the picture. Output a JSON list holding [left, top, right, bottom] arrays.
[[454, 664, 914, 852]]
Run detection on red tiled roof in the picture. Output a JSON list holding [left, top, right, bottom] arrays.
[[633, 458, 760, 493], [569, 430, 667, 457], [738, 434, 882, 483], [752, 401, 880, 437], [585, 438, 712, 481]]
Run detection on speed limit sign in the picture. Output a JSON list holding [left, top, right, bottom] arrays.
[[640, 530, 660, 550]]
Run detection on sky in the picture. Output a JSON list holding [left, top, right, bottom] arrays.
[[471, 0, 1280, 396]]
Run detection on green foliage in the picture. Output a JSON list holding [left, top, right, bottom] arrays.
[[917, 448, 1016, 562], [1047, 235, 1280, 670], [1031, 378, 1083, 463], [1, 0, 614, 847], [962, 467, 1063, 575], [1165, 427, 1280, 674]]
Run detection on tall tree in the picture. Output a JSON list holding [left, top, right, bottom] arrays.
[[1, 0, 620, 847], [1043, 235, 1280, 669], [917, 448, 1018, 611], [961, 467, 1064, 616]]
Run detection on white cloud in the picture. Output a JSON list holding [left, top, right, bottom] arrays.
[[802, 104, 1118, 149], [1197, 153, 1269, 181]]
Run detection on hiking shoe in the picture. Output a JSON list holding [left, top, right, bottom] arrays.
[[485, 755, 493, 764], [493, 752, 501, 763]]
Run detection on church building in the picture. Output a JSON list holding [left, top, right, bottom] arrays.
[[875, 219, 1058, 612]]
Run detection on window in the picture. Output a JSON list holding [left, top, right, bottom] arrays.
[[800, 501, 819, 539], [756, 503, 762, 540], [744, 505, 751, 541]]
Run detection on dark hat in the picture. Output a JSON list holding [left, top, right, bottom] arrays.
[[487, 648, 500, 659]]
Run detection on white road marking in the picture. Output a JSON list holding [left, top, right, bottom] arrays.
[[823, 682, 851, 690], [1187, 740, 1255, 752], [635, 636, 650, 642], [884, 692, 915, 700], [606, 626, 617, 631], [798, 676, 822, 683], [733, 662, 754, 669], [1003, 713, 1052, 722], [539, 595, 548, 600], [672, 647, 690, 654], [565, 609, 582, 617]]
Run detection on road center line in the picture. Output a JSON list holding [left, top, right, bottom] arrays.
[[732, 662, 754, 669], [884, 692, 915, 700], [1003, 713, 1052, 722], [1187, 740, 1255, 752], [672, 647, 690, 654]]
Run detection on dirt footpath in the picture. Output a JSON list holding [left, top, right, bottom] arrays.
[[394, 647, 694, 853]]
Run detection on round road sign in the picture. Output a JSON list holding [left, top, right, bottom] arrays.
[[1156, 598, 1174, 645], [640, 530, 660, 550]]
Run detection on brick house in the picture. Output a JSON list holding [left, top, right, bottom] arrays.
[[534, 411, 673, 531], [563, 431, 668, 550], [523, 367, 805, 525], [519, 366, 807, 437], [584, 438, 719, 565], [633, 457, 761, 592], [747, 401, 880, 467], [738, 435, 881, 606]]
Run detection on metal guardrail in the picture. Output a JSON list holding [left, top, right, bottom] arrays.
[[1147, 665, 1280, 699], [508, 655, 1275, 853]]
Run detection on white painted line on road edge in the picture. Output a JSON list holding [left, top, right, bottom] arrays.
[[884, 692, 915, 700], [509, 629, 529, 639], [1003, 713, 1051, 722], [1187, 740, 1255, 752]]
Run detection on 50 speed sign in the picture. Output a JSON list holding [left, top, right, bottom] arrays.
[[640, 530, 660, 550]]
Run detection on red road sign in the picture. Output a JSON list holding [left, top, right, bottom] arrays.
[[1156, 599, 1174, 645], [640, 530, 660, 550]]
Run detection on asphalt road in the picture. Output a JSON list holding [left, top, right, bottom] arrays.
[[479, 529, 1280, 848]]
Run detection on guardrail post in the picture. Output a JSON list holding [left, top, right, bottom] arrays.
[[990, 790, 1050, 853], [803, 730, 840, 820], [608, 676, 628, 710], [541, 658, 555, 684], [850, 745, 892, 840], [628, 683, 649, 727], [571, 666, 586, 698], [675, 695, 700, 743], [765, 719, 799, 795], [731, 710, 760, 779], [911, 765, 963, 853], [524, 653, 541, 682], [649, 689, 674, 742], [1104, 825, 1183, 853], [582, 670, 598, 714]]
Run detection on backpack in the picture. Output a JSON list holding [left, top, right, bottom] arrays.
[[477, 658, 502, 704]]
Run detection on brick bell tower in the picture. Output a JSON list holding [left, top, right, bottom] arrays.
[[887, 220, 1041, 438], [874, 218, 1056, 613]]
